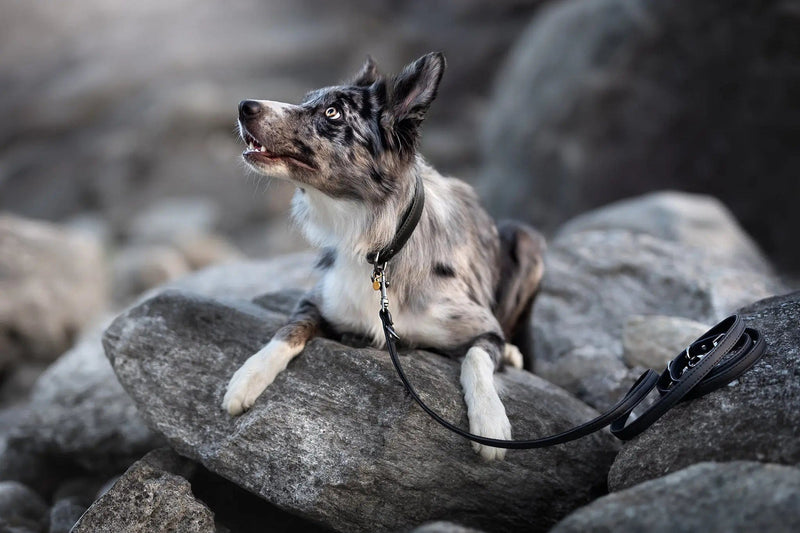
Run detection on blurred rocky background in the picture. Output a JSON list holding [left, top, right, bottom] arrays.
[[1, 0, 799, 532]]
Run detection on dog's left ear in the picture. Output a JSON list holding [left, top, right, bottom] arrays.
[[385, 52, 446, 149], [351, 56, 380, 87]]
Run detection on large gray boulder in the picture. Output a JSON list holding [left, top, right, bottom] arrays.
[[0, 214, 108, 370], [608, 291, 800, 491], [551, 462, 800, 533], [531, 192, 782, 409], [478, 0, 800, 272], [103, 289, 620, 533], [71, 448, 215, 533], [0, 255, 315, 491]]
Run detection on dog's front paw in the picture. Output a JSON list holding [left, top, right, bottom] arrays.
[[222, 340, 292, 416], [468, 394, 512, 461], [503, 343, 524, 369]]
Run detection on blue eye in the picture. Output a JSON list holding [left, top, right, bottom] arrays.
[[324, 106, 341, 120]]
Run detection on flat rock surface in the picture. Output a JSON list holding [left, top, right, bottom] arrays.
[[552, 462, 800, 533], [609, 291, 800, 491], [103, 289, 620, 533]]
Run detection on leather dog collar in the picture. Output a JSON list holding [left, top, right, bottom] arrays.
[[366, 172, 425, 267]]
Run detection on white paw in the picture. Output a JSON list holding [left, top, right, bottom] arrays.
[[222, 340, 294, 416], [468, 393, 512, 461], [503, 343, 524, 369]]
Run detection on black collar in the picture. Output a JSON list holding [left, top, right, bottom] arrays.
[[366, 173, 425, 266]]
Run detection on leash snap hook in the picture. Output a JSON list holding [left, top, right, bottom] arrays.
[[371, 260, 390, 312]]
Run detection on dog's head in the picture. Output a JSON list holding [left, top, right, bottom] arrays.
[[238, 52, 445, 202]]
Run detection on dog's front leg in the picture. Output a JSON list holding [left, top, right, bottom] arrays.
[[460, 333, 511, 461], [223, 295, 321, 415]]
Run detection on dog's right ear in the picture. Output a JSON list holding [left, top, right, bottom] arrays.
[[351, 56, 380, 87], [385, 52, 446, 150]]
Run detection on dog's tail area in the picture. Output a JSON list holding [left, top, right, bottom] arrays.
[[493, 220, 546, 371]]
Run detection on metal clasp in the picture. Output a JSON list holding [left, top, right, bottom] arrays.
[[686, 333, 725, 368], [371, 261, 390, 312]]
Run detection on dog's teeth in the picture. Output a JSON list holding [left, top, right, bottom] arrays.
[[248, 142, 255, 150], [260, 146, 266, 152]]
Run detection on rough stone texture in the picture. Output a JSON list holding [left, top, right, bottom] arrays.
[[531, 193, 782, 409], [103, 290, 620, 533], [622, 315, 709, 369], [0, 481, 48, 532], [0, 214, 108, 369], [0, 254, 316, 493], [0, 0, 548, 257], [71, 448, 214, 533], [609, 291, 800, 491], [552, 462, 800, 533], [479, 0, 800, 272]]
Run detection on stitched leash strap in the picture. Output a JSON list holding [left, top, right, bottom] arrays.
[[378, 297, 766, 448]]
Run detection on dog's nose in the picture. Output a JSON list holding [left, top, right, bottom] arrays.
[[239, 100, 262, 119]]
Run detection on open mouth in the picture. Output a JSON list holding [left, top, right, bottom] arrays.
[[242, 130, 267, 154], [241, 129, 314, 171]]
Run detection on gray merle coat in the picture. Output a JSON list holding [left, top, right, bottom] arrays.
[[223, 52, 544, 460]]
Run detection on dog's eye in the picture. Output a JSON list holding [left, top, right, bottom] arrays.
[[324, 106, 341, 120]]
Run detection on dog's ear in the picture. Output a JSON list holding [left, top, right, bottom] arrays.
[[385, 52, 446, 149], [351, 56, 380, 87]]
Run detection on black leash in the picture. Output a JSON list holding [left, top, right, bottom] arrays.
[[378, 278, 765, 447], [366, 177, 766, 447]]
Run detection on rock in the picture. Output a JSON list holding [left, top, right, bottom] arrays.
[[187, 462, 328, 533], [0, 214, 108, 368], [479, 0, 800, 272], [71, 449, 214, 533], [551, 462, 800, 533], [0, 481, 48, 532], [157, 252, 317, 301], [48, 500, 85, 533], [531, 193, 782, 409], [51, 477, 108, 508], [112, 245, 192, 304], [126, 198, 220, 246], [2, 325, 164, 479], [608, 291, 800, 491], [173, 234, 242, 271], [622, 315, 709, 369], [103, 289, 620, 533], [412, 522, 486, 533], [557, 192, 774, 274], [0, 254, 317, 493], [0, 362, 48, 409]]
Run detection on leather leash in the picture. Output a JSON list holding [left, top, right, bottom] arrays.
[[366, 177, 767, 447], [379, 283, 766, 447]]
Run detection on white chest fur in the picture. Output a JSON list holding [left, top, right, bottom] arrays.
[[320, 256, 385, 345]]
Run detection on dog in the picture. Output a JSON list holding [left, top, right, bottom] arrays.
[[223, 52, 544, 460]]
